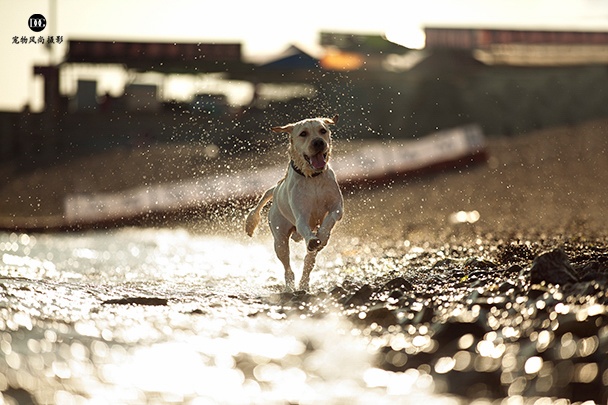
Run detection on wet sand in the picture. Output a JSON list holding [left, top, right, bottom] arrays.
[[341, 118, 608, 241]]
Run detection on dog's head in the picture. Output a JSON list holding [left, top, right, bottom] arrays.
[[272, 115, 338, 177]]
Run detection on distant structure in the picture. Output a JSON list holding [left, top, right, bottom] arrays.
[[66, 40, 244, 72], [2, 29, 608, 166], [425, 27, 608, 65]]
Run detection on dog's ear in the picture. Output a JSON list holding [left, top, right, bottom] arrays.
[[323, 114, 339, 125], [271, 124, 294, 134]]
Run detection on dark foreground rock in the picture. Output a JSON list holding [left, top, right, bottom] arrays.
[[529, 248, 579, 285], [102, 297, 169, 306]]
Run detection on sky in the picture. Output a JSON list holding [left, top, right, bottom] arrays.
[[1, 0, 607, 112]]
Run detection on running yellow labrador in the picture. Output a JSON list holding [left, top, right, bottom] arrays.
[[245, 115, 343, 291]]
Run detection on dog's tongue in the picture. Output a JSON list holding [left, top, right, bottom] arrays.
[[310, 152, 326, 170]]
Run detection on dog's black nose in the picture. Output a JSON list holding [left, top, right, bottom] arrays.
[[312, 138, 326, 152]]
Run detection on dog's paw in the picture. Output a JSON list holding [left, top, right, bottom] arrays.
[[316, 230, 330, 249], [307, 238, 321, 252]]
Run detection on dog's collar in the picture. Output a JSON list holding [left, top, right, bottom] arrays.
[[290, 160, 323, 178]]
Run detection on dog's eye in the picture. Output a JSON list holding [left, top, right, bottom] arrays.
[[299, 131, 308, 137], [319, 128, 327, 134]]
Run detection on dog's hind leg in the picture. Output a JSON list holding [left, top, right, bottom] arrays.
[[299, 250, 317, 291], [274, 236, 295, 292], [269, 205, 296, 291], [245, 186, 274, 237]]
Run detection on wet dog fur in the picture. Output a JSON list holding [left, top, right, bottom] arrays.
[[245, 115, 343, 291]]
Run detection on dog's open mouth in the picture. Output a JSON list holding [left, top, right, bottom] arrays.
[[304, 152, 328, 170]]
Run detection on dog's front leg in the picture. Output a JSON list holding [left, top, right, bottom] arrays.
[[299, 250, 317, 291], [295, 216, 320, 252], [316, 205, 344, 249]]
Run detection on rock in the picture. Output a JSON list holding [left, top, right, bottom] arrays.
[[529, 249, 578, 285], [433, 258, 459, 270], [527, 286, 548, 300], [291, 290, 312, 303], [267, 292, 295, 305], [3, 388, 38, 405], [412, 304, 435, 324], [554, 312, 608, 338], [314, 291, 329, 301], [329, 286, 347, 298], [498, 280, 517, 293], [579, 261, 608, 282], [102, 297, 168, 306], [468, 270, 489, 282], [388, 289, 404, 300], [344, 284, 373, 307], [452, 270, 465, 280], [361, 306, 398, 328], [381, 276, 413, 292], [464, 258, 497, 270], [432, 320, 489, 346], [504, 264, 523, 274], [564, 281, 598, 297], [444, 368, 505, 399]]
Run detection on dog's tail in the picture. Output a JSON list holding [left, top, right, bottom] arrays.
[[245, 186, 274, 237]]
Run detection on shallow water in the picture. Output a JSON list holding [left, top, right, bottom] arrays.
[[2, 120, 608, 403], [0, 228, 458, 405]]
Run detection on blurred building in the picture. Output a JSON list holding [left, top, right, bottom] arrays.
[[425, 27, 608, 65], [418, 26, 608, 135]]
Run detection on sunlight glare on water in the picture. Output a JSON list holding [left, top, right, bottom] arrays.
[[0, 229, 457, 404], [3, 228, 280, 293]]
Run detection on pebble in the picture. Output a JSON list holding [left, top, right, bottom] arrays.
[[529, 248, 579, 285], [344, 284, 373, 307]]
